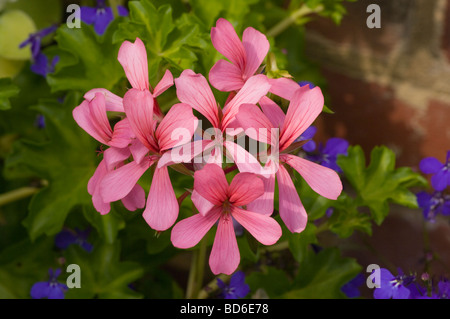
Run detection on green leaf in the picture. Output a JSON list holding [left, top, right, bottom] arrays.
[[337, 146, 428, 225], [4, 93, 98, 240], [0, 10, 35, 60], [0, 77, 19, 110], [246, 266, 292, 298], [47, 20, 125, 93], [82, 205, 125, 245], [283, 247, 362, 299], [63, 242, 144, 299]]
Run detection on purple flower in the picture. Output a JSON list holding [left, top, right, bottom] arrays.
[[416, 191, 450, 222], [296, 125, 317, 153], [19, 24, 58, 59], [373, 268, 415, 299], [341, 273, 364, 298], [30, 53, 59, 77], [55, 228, 93, 252], [34, 114, 46, 129], [308, 137, 349, 173], [435, 280, 450, 299], [298, 81, 316, 89], [30, 268, 68, 299], [81, 0, 129, 35], [217, 271, 250, 299], [419, 151, 450, 191]]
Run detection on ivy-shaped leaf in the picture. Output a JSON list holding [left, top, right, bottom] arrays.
[[0, 78, 19, 110], [4, 93, 98, 241], [337, 145, 428, 225]]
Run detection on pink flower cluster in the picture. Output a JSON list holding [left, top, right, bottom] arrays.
[[73, 18, 343, 275]]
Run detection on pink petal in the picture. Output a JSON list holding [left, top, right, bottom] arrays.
[[276, 164, 308, 233], [175, 70, 219, 128], [279, 86, 324, 151], [121, 184, 146, 211], [259, 96, 285, 128], [103, 146, 131, 171], [194, 164, 229, 206], [209, 59, 245, 92], [282, 154, 342, 200], [143, 166, 179, 231], [108, 118, 134, 148], [88, 160, 111, 215], [211, 18, 246, 70], [191, 190, 216, 216], [222, 74, 270, 129], [231, 206, 281, 245], [267, 77, 300, 101], [157, 139, 214, 168], [100, 158, 154, 203], [235, 103, 274, 145], [84, 88, 124, 112], [171, 207, 221, 249], [228, 172, 264, 206], [153, 69, 174, 97], [242, 27, 269, 81], [224, 140, 262, 174], [123, 88, 158, 152], [129, 139, 149, 164], [117, 37, 149, 91], [246, 173, 275, 216], [155, 103, 198, 151], [209, 215, 240, 275], [73, 97, 112, 145]]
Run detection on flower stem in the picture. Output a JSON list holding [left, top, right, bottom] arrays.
[[108, 0, 120, 18], [185, 238, 208, 298], [0, 186, 40, 207], [266, 4, 324, 38]]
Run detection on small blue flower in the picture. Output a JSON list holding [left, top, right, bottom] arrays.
[[81, 0, 129, 35], [298, 81, 316, 89], [34, 114, 46, 129], [55, 228, 93, 252], [308, 138, 349, 173], [30, 268, 68, 299], [419, 151, 450, 191], [19, 24, 58, 59], [296, 125, 317, 153], [416, 191, 450, 222], [341, 273, 364, 298], [373, 268, 414, 299], [30, 53, 59, 77], [217, 271, 250, 299]]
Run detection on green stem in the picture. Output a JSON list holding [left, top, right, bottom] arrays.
[[108, 0, 120, 18], [197, 273, 228, 299], [0, 186, 40, 207], [266, 4, 324, 38], [185, 250, 198, 299], [185, 238, 208, 299]]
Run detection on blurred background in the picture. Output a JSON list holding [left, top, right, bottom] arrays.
[[301, 0, 450, 297]]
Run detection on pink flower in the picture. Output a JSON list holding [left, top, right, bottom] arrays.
[[171, 164, 282, 275], [209, 18, 270, 92], [73, 92, 145, 214], [98, 38, 198, 231], [158, 69, 270, 173], [236, 85, 343, 233]]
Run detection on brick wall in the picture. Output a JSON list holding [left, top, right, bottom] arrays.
[[305, 0, 450, 168], [304, 0, 450, 283]]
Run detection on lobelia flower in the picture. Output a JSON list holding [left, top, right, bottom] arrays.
[[298, 81, 316, 89], [416, 190, 450, 222], [30, 268, 68, 299], [295, 125, 317, 153], [158, 69, 270, 175], [341, 273, 364, 298], [217, 271, 250, 299], [96, 38, 197, 231], [55, 228, 93, 252], [19, 25, 59, 77], [307, 137, 349, 173], [171, 164, 282, 275], [419, 151, 450, 191], [236, 85, 343, 232], [19, 24, 58, 59], [81, 0, 129, 35], [373, 268, 415, 299]]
